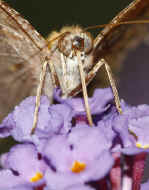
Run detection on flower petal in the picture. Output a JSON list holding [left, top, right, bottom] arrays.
[[54, 88, 114, 115], [6, 144, 47, 184], [0, 169, 27, 189]]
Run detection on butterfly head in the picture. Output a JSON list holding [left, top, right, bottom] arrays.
[[47, 26, 94, 97], [58, 29, 93, 57]]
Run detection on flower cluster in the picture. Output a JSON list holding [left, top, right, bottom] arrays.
[[0, 88, 149, 190]]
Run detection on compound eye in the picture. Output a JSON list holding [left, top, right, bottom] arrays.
[[58, 32, 72, 56], [83, 32, 93, 54], [58, 31, 93, 56], [72, 32, 93, 54], [72, 36, 84, 51]]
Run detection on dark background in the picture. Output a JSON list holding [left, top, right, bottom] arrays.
[[5, 0, 132, 37], [2, 0, 149, 182]]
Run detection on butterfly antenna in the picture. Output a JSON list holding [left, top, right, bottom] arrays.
[[84, 20, 149, 31], [26, 20, 149, 65], [77, 50, 93, 126], [47, 32, 69, 48], [31, 59, 48, 134]]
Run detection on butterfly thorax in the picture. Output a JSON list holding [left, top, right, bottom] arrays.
[[47, 26, 94, 98]]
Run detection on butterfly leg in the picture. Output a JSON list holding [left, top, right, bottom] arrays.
[[102, 58, 122, 114], [77, 51, 93, 126], [31, 59, 48, 134], [86, 59, 122, 114], [47, 61, 58, 88]]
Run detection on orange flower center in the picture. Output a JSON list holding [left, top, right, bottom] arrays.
[[71, 161, 86, 173], [30, 172, 43, 182]]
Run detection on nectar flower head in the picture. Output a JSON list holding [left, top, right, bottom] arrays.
[[54, 87, 114, 116], [1, 87, 149, 190], [44, 184, 95, 190], [4, 185, 34, 190], [0, 96, 74, 143], [42, 125, 113, 190], [0, 144, 47, 189], [113, 104, 149, 155]]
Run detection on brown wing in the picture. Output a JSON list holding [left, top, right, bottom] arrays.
[[0, 2, 52, 121], [90, 0, 149, 89]]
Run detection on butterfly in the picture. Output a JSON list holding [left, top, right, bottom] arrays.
[[0, 0, 149, 124]]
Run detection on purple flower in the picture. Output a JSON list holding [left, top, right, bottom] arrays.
[[0, 144, 47, 189], [95, 100, 130, 152], [44, 184, 95, 190], [0, 112, 15, 137], [0, 152, 8, 169], [1, 86, 149, 190], [141, 181, 149, 190], [0, 87, 116, 147], [3, 185, 34, 190], [0, 96, 74, 143], [42, 125, 114, 190], [54, 88, 114, 116], [65, 185, 95, 190], [113, 104, 149, 155]]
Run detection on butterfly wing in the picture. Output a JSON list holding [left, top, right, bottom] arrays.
[[91, 0, 149, 88], [0, 2, 52, 120]]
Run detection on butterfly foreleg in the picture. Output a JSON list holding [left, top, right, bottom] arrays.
[[31, 59, 49, 134], [77, 51, 93, 126], [87, 59, 122, 114], [101, 59, 122, 114]]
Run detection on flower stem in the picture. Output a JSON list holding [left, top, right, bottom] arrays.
[[110, 152, 122, 190], [132, 152, 147, 190]]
